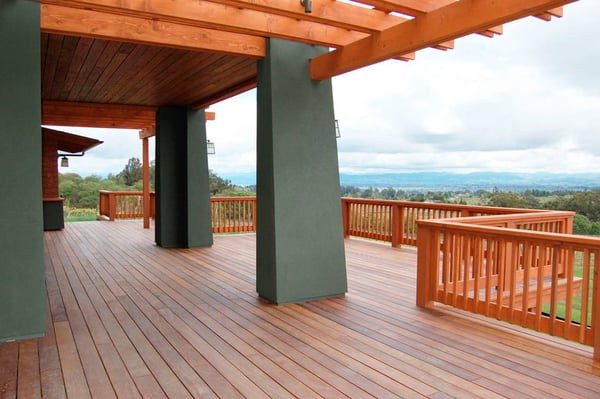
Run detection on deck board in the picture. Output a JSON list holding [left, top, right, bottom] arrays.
[[2, 220, 600, 398]]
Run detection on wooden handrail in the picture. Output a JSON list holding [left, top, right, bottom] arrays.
[[211, 196, 257, 233], [98, 191, 256, 232], [416, 211, 600, 360], [340, 197, 543, 247], [98, 190, 154, 221]]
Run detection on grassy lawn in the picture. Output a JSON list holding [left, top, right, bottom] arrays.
[[64, 207, 97, 222], [541, 252, 594, 326], [65, 215, 98, 222]]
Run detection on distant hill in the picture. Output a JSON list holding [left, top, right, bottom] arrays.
[[338, 172, 600, 191], [223, 171, 600, 191]]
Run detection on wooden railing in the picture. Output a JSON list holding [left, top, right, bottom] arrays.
[[98, 190, 155, 221], [416, 211, 600, 360], [98, 191, 256, 233], [340, 198, 545, 247], [211, 196, 256, 233]]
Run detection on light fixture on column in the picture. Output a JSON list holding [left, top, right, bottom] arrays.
[[207, 140, 216, 155], [58, 151, 85, 168], [335, 119, 341, 138], [300, 0, 311, 13]]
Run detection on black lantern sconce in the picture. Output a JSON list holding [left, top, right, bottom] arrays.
[[58, 152, 85, 168], [207, 140, 216, 155]]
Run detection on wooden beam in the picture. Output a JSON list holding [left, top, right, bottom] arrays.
[[478, 25, 504, 38], [393, 52, 416, 62], [432, 40, 454, 51], [43, 101, 157, 129], [40, 0, 367, 48], [41, 4, 265, 57], [139, 127, 155, 140], [310, 0, 578, 80], [206, 0, 462, 55], [534, 7, 563, 21], [353, 0, 455, 16], [205, 0, 402, 33]]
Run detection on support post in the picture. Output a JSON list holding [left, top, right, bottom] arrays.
[[256, 38, 347, 304], [155, 107, 212, 248], [341, 198, 350, 239], [391, 203, 403, 248], [416, 223, 439, 308], [142, 136, 150, 229], [0, 1, 46, 340]]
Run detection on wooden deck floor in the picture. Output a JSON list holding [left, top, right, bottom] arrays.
[[1, 220, 600, 398]]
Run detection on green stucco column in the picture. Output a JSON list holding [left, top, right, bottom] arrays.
[[155, 107, 213, 248], [0, 2, 46, 340], [256, 38, 347, 304]]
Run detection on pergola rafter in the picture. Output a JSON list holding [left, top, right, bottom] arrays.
[[310, 0, 575, 80]]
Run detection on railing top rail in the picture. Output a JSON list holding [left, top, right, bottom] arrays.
[[98, 190, 151, 195], [211, 196, 256, 201], [442, 210, 576, 225], [341, 197, 544, 214], [418, 217, 600, 248]]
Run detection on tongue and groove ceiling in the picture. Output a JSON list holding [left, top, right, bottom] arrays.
[[39, 0, 576, 129]]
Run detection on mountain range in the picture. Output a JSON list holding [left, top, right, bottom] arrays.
[[223, 171, 600, 191]]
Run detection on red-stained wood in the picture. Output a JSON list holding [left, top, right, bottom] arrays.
[[35, 0, 572, 113], [40, 33, 257, 111]]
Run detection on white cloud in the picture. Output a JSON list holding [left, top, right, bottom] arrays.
[[46, 126, 149, 177]]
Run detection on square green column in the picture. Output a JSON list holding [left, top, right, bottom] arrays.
[[155, 107, 213, 248], [0, 2, 46, 340], [256, 39, 347, 304]]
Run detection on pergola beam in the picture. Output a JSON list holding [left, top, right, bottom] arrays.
[[355, 0, 454, 16], [43, 101, 157, 129], [204, 0, 403, 33], [41, 4, 265, 57], [310, 0, 577, 80], [40, 0, 368, 48], [534, 7, 564, 21]]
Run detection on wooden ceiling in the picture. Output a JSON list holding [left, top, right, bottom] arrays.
[[39, 0, 578, 129], [40, 32, 257, 128]]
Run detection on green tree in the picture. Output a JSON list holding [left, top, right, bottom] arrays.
[[209, 170, 233, 195], [380, 187, 397, 200], [118, 157, 143, 186], [487, 191, 527, 208], [563, 190, 600, 221], [573, 214, 593, 235], [341, 185, 361, 197], [409, 192, 425, 202], [361, 187, 375, 199]]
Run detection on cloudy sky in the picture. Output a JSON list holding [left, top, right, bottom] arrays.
[[53, 1, 600, 182]]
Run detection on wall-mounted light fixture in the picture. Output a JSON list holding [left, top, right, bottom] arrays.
[[300, 0, 311, 13], [335, 119, 341, 138], [57, 152, 85, 168], [207, 140, 216, 155]]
